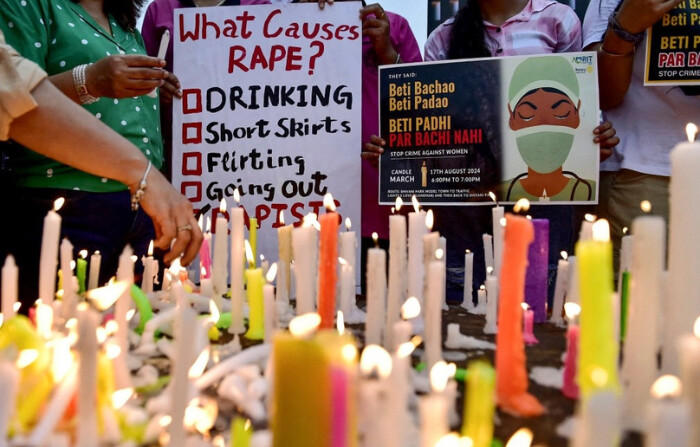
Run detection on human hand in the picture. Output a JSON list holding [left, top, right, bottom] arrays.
[[316, 0, 334, 8], [138, 168, 203, 266], [361, 135, 385, 167], [594, 121, 619, 162], [616, 0, 683, 34], [360, 3, 399, 65], [86, 54, 169, 98], [159, 71, 182, 106]]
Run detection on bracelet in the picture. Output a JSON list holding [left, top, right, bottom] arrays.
[[598, 45, 635, 57], [130, 161, 152, 211], [72, 64, 99, 105], [607, 12, 645, 45]]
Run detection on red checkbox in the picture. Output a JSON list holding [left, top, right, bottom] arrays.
[[182, 122, 202, 144], [181, 181, 202, 202], [182, 152, 202, 175], [182, 89, 202, 114]]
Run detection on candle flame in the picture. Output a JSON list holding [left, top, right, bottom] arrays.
[[651, 374, 682, 399], [219, 198, 227, 213], [687, 123, 698, 143], [79, 249, 88, 259], [70, 260, 76, 270], [16, 349, 39, 369], [86, 280, 129, 310], [541, 189, 548, 200], [209, 299, 221, 325], [521, 303, 530, 311], [105, 342, 121, 359], [130, 255, 138, 263], [412, 194, 420, 213], [466, 249, 471, 254], [111, 388, 134, 409], [561, 251, 568, 261], [435, 433, 459, 447], [480, 285, 486, 291], [513, 198, 530, 213], [505, 428, 533, 447], [51, 338, 72, 380], [234, 187, 241, 204], [266, 262, 278, 283], [488, 191, 497, 204], [198, 215, 204, 231], [585, 213, 596, 223], [447, 362, 457, 378], [338, 257, 348, 266], [0, 314, 3, 328], [640, 200, 652, 213], [289, 313, 321, 338], [487, 266, 494, 275], [426, 209, 434, 231], [623, 226, 628, 235], [345, 217, 352, 231], [592, 219, 611, 242], [411, 335, 423, 347], [280, 210, 285, 226], [206, 217, 211, 233], [401, 296, 421, 320], [591, 367, 608, 388], [395, 196, 403, 212], [360, 344, 392, 379], [430, 360, 450, 393], [323, 193, 336, 212], [159, 415, 172, 427], [148, 240, 154, 257], [200, 266, 207, 277], [694, 316, 700, 338], [435, 248, 444, 260], [126, 309, 136, 321], [53, 197, 65, 212], [499, 217, 507, 227], [189, 347, 210, 379], [337, 310, 345, 334], [372, 232, 379, 246], [397, 342, 415, 358], [342, 343, 357, 363], [96, 326, 107, 344], [564, 302, 581, 320], [526, 215, 532, 220], [302, 213, 318, 228], [245, 240, 254, 266]]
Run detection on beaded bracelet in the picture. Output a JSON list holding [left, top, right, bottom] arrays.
[[131, 161, 152, 211]]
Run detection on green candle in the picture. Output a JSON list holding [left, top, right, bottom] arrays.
[[76, 250, 87, 294], [620, 271, 630, 341], [231, 417, 252, 447]]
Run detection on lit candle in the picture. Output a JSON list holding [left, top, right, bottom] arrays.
[[407, 196, 427, 307], [264, 264, 277, 342], [249, 217, 258, 267], [425, 249, 445, 372], [419, 361, 450, 447], [77, 305, 99, 447], [339, 217, 357, 300], [474, 285, 486, 315], [562, 302, 580, 399], [318, 193, 339, 329], [521, 303, 538, 345], [293, 214, 318, 315], [88, 250, 101, 290], [495, 213, 544, 417], [244, 241, 264, 341], [461, 360, 495, 447], [39, 197, 63, 305], [1, 255, 18, 319], [524, 218, 549, 323], [617, 230, 633, 295], [620, 211, 665, 430], [462, 249, 474, 310], [566, 255, 579, 305], [27, 363, 78, 446], [277, 210, 293, 309], [359, 345, 392, 447], [198, 215, 212, 279], [230, 191, 246, 333], [665, 123, 700, 374], [678, 317, 700, 447], [387, 199, 407, 350], [646, 375, 690, 447], [0, 360, 19, 446], [490, 192, 505, 278], [577, 218, 620, 398], [483, 268, 498, 335], [76, 249, 87, 294], [113, 245, 133, 390], [550, 251, 569, 326], [422, 210, 440, 303], [387, 341, 414, 447], [482, 233, 494, 273], [59, 238, 77, 319], [213, 199, 229, 311], [339, 258, 354, 319], [141, 240, 155, 294], [366, 233, 387, 346]]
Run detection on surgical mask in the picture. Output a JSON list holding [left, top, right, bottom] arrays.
[[513, 125, 575, 174]]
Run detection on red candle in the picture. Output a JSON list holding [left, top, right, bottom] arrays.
[[318, 194, 340, 329], [495, 214, 544, 417]]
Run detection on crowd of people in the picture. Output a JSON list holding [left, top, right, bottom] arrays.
[[0, 0, 697, 308]]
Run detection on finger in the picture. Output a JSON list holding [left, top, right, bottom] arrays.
[[166, 72, 181, 89], [161, 80, 182, 98], [128, 67, 170, 80], [361, 151, 381, 159], [369, 134, 386, 145], [363, 144, 384, 154], [154, 214, 176, 252], [124, 54, 166, 68], [600, 136, 620, 149], [360, 3, 385, 20], [180, 217, 204, 266], [164, 225, 192, 265], [594, 128, 616, 143]]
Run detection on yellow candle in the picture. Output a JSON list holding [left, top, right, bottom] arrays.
[[249, 218, 258, 268], [576, 219, 620, 398], [231, 417, 252, 447], [244, 268, 264, 340], [462, 360, 495, 447]]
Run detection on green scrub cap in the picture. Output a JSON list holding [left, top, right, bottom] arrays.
[[508, 56, 579, 110]]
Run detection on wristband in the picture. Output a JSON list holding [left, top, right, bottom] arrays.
[[72, 64, 99, 105], [131, 161, 152, 211], [608, 12, 645, 45]]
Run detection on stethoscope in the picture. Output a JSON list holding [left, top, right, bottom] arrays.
[[504, 171, 593, 201]]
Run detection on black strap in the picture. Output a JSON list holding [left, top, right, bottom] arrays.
[[506, 171, 592, 201]]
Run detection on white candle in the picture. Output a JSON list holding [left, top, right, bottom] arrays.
[[277, 211, 293, 307], [425, 254, 445, 372], [492, 203, 505, 277], [621, 215, 665, 431], [339, 258, 354, 318], [359, 345, 392, 447], [665, 123, 700, 375], [678, 317, 700, 447], [483, 233, 494, 272], [88, 250, 101, 290], [646, 375, 690, 447], [39, 198, 63, 305], [550, 253, 570, 326], [484, 271, 498, 334], [263, 264, 277, 342], [114, 245, 134, 390], [2, 255, 18, 320], [141, 241, 155, 294], [462, 250, 474, 310], [366, 240, 387, 346], [339, 219, 357, 296], [419, 362, 450, 447], [213, 200, 229, 311], [36, 302, 53, 339], [422, 226, 440, 315], [292, 219, 317, 315], [0, 360, 18, 446], [77, 306, 99, 447], [387, 212, 407, 350], [59, 238, 77, 320], [571, 387, 620, 447], [407, 199, 427, 305], [386, 342, 414, 447], [230, 203, 246, 333], [566, 255, 579, 305], [474, 285, 487, 315]]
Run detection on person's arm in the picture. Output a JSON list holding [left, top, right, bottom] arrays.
[[8, 78, 202, 265]]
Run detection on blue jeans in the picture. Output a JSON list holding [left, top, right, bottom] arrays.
[[0, 187, 155, 311]]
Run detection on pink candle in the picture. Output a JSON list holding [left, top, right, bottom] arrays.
[[522, 303, 538, 345], [330, 366, 348, 447], [199, 237, 211, 279], [562, 302, 581, 400]]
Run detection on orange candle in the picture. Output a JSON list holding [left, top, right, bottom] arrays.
[[495, 214, 544, 417], [318, 194, 340, 329]]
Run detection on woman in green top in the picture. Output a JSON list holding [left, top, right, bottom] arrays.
[[0, 0, 186, 306]]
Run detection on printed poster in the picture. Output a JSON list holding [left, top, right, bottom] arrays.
[[173, 4, 362, 264], [379, 52, 600, 205], [645, 0, 700, 85]]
